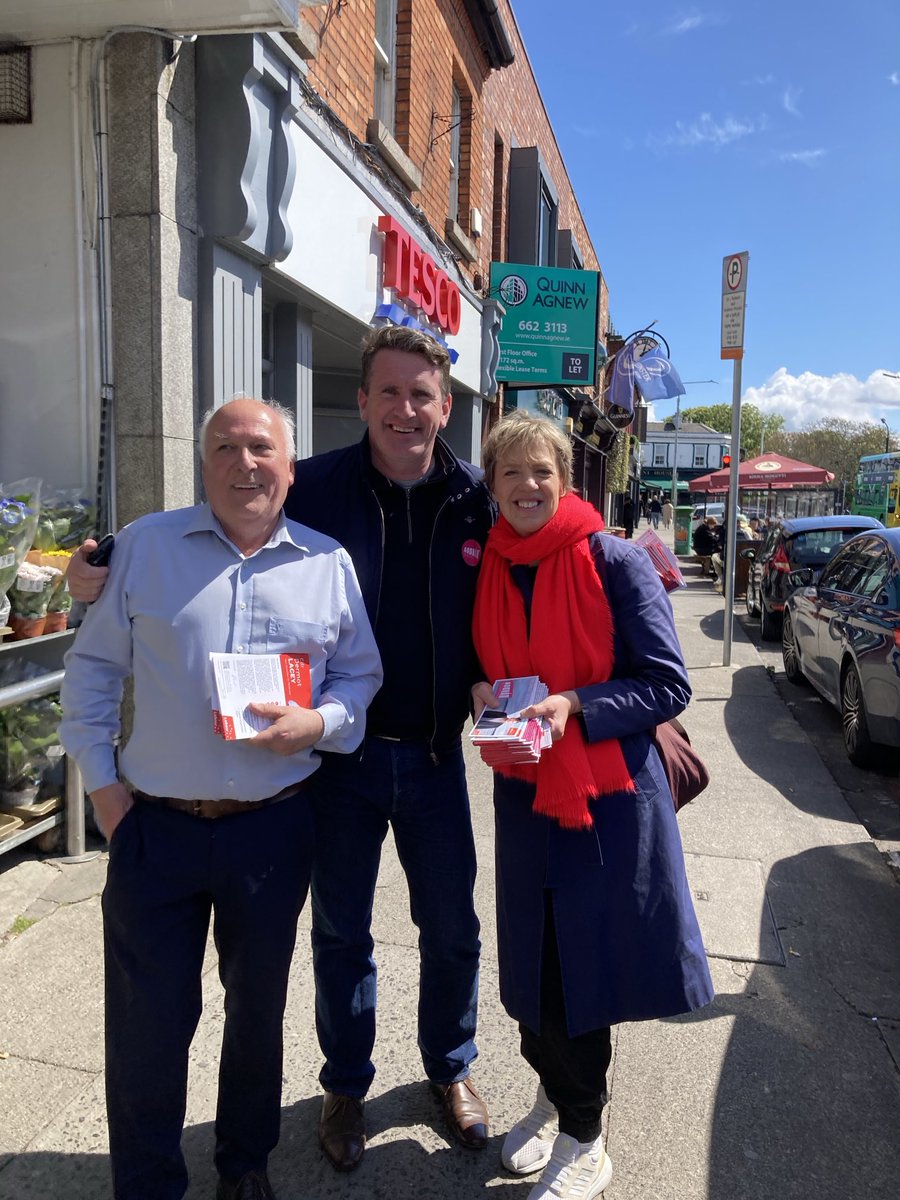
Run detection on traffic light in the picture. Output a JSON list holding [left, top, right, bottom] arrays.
[[722, 454, 731, 467]]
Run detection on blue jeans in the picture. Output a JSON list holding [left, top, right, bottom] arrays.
[[103, 796, 313, 1199], [310, 736, 480, 1097]]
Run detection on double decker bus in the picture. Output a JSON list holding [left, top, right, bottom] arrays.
[[851, 452, 900, 526]]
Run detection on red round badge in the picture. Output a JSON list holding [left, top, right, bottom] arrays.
[[461, 539, 482, 567]]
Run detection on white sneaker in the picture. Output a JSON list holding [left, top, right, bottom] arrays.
[[501, 1084, 559, 1174], [526, 1131, 613, 1200]]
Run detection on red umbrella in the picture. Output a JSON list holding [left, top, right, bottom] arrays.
[[705, 453, 834, 490], [688, 472, 725, 493]]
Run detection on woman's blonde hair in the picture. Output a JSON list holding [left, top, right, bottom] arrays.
[[481, 411, 573, 491]]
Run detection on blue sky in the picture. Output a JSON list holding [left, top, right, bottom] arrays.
[[508, 0, 900, 433]]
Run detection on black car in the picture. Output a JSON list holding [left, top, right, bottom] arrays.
[[781, 528, 900, 765], [742, 516, 882, 640]]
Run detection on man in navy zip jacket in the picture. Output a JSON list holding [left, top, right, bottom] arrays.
[[284, 325, 495, 1169], [66, 324, 496, 1171]]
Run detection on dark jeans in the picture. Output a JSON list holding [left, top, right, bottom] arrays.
[[102, 795, 313, 1200], [310, 736, 480, 1096], [519, 893, 611, 1144]]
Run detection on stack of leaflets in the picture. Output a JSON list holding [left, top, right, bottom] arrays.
[[469, 676, 552, 766], [635, 528, 685, 592], [209, 651, 311, 740]]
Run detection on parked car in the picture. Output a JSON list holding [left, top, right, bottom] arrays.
[[743, 515, 883, 640], [691, 502, 746, 530], [781, 528, 900, 765]]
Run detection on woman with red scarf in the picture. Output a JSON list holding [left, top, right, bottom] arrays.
[[473, 413, 712, 1200]]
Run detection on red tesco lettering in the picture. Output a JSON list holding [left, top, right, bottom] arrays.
[[378, 215, 462, 336]]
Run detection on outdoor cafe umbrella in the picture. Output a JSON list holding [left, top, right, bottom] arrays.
[[704, 453, 835, 491]]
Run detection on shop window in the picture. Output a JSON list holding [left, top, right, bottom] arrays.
[[507, 146, 559, 265], [374, 0, 398, 132]]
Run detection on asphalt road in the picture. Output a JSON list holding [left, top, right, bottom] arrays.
[[735, 602, 900, 847]]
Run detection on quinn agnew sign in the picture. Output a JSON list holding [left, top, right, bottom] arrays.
[[490, 263, 600, 386]]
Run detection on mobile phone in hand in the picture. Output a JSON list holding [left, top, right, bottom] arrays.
[[86, 534, 115, 567]]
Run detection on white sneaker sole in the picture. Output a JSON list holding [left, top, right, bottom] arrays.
[[502, 1138, 555, 1175], [527, 1150, 613, 1200]]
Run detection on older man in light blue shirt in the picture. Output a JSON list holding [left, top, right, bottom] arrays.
[[60, 397, 382, 1200]]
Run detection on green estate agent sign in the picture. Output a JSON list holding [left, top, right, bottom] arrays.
[[490, 262, 600, 386]]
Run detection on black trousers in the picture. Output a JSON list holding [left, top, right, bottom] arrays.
[[518, 892, 612, 1144], [102, 795, 313, 1199]]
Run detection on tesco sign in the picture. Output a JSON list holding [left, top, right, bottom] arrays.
[[378, 215, 462, 336]]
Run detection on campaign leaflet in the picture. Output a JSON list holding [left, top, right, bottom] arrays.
[[470, 676, 551, 765], [210, 651, 311, 740]]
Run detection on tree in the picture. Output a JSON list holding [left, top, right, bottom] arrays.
[[766, 418, 890, 502], [666, 403, 785, 457]]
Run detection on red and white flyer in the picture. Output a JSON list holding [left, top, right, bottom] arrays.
[[210, 652, 312, 740], [469, 676, 551, 765]]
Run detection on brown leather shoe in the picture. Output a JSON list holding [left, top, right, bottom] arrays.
[[318, 1091, 366, 1172], [432, 1077, 489, 1149]]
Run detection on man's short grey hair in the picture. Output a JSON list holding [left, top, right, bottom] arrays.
[[198, 396, 297, 462]]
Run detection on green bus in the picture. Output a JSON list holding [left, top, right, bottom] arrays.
[[851, 452, 900, 526]]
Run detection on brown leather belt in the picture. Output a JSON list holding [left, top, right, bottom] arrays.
[[132, 780, 305, 820]]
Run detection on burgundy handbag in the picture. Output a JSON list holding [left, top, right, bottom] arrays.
[[652, 716, 710, 812]]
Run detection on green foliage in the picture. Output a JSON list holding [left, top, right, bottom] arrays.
[[607, 430, 629, 494], [667, 403, 785, 456], [766, 419, 891, 496], [8, 915, 37, 937]]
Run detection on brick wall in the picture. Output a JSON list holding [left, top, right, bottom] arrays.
[[298, 0, 608, 343]]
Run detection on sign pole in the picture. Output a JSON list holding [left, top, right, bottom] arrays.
[[722, 360, 742, 666], [720, 249, 749, 668]]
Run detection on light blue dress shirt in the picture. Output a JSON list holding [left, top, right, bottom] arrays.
[[60, 504, 383, 801]]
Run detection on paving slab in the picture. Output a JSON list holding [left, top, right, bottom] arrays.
[[0, 896, 104, 1071], [684, 853, 785, 965], [0, 858, 58, 936]]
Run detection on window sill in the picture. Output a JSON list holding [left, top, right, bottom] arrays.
[[444, 219, 478, 263], [367, 119, 422, 193]]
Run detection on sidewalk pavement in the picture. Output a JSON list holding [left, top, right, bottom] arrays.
[[1, 522, 899, 1200]]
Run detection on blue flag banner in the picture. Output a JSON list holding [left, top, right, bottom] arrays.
[[608, 341, 638, 415], [633, 344, 685, 401]]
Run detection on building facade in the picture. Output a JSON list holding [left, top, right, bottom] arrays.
[[0, 0, 614, 533], [641, 420, 731, 499]]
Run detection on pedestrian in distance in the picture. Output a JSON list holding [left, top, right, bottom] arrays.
[[66, 324, 496, 1174], [471, 413, 713, 1200], [60, 398, 383, 1200], [622, 496, 635, 539], [649, 495, 662, 529], [661, 498, 674, 530]]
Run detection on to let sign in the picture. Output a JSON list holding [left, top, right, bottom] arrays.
[[489, 262, 600, 386], [721, 251, 749, 360]]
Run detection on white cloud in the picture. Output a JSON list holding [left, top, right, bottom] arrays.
[[743, 73, 774, 86], [778, 148, 826, 165], [664, 8, 723, 35], [889, 71, 900, 85], [669, 10, 706, 34], [659, 112, 760, 148], [782, 85, 802, 116], [743, 368, 900, 430]]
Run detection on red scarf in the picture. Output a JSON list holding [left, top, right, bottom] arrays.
[[473, 492, 634, 829]]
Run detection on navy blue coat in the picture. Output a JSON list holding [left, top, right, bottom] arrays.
[[493, 533, 714, 1036]]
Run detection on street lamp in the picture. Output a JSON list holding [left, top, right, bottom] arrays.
[[671, 380, 717, 504], [880, 417, 890, 454]]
